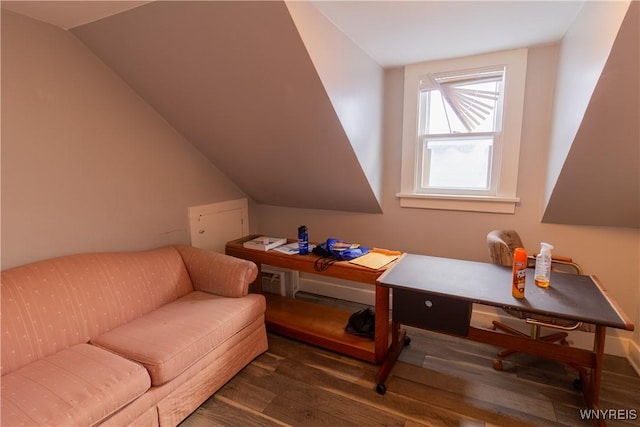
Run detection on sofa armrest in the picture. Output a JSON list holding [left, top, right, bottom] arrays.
[[175, 245, 258, 298]]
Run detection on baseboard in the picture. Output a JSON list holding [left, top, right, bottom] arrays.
[[299, 274, 638, 365], [298, 272, 376, 306]]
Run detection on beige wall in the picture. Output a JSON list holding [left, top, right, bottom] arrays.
[[254, 45, 640, 355], [1, 11, 245, 269]]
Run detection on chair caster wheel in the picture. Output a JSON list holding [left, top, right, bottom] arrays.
[[493, 359, 503, 371], [376, 383, 386, 395], [404, 336, 411, 346], [573, 379, 582, 391]]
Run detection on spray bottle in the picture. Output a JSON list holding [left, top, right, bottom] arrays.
[[512, 248, 527, 299], [534, 242, 554, 288]]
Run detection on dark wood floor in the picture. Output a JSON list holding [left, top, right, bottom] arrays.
[[181, 296, 640, 427]]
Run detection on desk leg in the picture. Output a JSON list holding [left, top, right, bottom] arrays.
[[586, 327, 606, 418], [375, 320, 406, 394], [571, 325, 606, 427], [374, 285, 390, 363]]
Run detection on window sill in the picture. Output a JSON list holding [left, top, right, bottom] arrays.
[[397, 193, 520, 214]]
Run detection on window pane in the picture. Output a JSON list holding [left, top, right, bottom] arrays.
[[421, 73, 502, 134], [421, 90, 467, 134], [422, 137, 493, 189]]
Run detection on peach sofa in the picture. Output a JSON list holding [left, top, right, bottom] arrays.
[[1, 245, 268, 426]]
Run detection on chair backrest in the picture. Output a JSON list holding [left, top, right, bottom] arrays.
[[486, 229, 583, 275], [487, 229, 524, 267], [486, 229, 589, 331]]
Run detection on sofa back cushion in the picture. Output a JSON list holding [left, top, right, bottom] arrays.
[[1, 246, 194, 375]]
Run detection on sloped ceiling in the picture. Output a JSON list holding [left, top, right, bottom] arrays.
[[543, 2, 639, 228], [70, 1, 382, 213], [3, 1, 636, 225]]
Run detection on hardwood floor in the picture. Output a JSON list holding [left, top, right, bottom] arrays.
[[181, 296, 639, 427]]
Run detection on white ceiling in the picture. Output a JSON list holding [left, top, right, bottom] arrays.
[[2, 0, 585, 67], [310, 1, 586, 66]]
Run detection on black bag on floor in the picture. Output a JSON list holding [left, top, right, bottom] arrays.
[[345, 307, 375, 339]]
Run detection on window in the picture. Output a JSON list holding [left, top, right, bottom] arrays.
[[398, 49, 528, 213]]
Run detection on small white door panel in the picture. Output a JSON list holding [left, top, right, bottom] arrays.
[[189, 199, 249, 253]]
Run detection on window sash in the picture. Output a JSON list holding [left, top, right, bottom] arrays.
[[417, 133, 501, 196], [398, 48, 527, 213], [416, 65, 506, 196], [419, 68, 504, 135]]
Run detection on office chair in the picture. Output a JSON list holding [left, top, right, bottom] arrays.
[[486, 230, 589, 370]]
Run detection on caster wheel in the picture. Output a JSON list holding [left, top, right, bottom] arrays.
[[404, 336, 412, 346], [573, 379, 582, 391], [492, 359, 503, 371], [376, 383, 387, 395]]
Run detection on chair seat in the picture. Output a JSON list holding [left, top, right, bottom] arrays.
[[503, 308, 594, 332], [486, 229, 591, 372]]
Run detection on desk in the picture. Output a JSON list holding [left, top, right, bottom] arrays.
[[225, 235, 395, 364], [375, 253, 634, 424]]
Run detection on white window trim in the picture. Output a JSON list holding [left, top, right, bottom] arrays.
[[398, 48, 528, 214]]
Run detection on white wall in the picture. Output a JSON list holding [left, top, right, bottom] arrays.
[[1, 10, 245, 269], [544, 0, 630, 208], [254, 45, 639, 358], [286, 1, 385, 206]]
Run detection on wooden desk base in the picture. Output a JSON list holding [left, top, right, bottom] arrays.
[[376, 322, 608, 426], [265, 294, 384, 363], [225, 236, 393, 364]]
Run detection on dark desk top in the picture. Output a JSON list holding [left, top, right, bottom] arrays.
[[377, 253, 634, 331]]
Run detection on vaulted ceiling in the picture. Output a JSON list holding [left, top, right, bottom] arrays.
[[70, 1, 384, 213], [2, 0, 638, 226]]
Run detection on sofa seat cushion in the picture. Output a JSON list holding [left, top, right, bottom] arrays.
[[91, 291, 266, 386], [0, 343, 151, 427]]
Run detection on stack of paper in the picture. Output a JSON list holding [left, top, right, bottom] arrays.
[[349, 250, 401, 270], [272, 242, 317, 255], [242, 236, 287, 251]]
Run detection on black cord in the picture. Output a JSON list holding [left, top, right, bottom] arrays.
[[314, 256, 339, 272]]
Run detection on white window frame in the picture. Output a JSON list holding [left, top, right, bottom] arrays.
[[398, 49, 528, 214]]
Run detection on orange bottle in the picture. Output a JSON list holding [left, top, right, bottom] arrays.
[[512, 248, 527, 299]]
